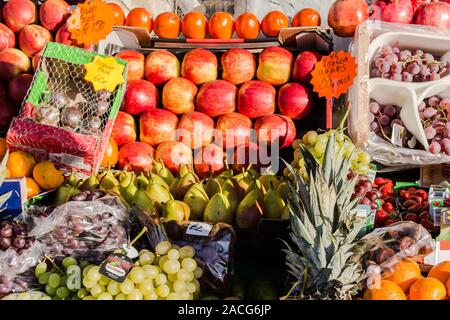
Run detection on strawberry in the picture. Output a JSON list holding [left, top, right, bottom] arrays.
[[403, 200, 417, 207], [376, 209, 389, 223], [418, 211, 429, 221], [407, 187, 417, 195], [383, 202, 394, 211], [408, 196, 423, 204], [380, 185, 393, 196], [414, 189, 428, 200], [401, 192, 410, 199], [407, 203, 423, 211], [374, 177, 386, 186]]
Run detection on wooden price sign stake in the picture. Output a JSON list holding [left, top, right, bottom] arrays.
[[310, 50, 357, 129], [67, 0, 114, 46]]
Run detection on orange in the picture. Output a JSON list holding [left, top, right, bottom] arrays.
[[125, 8, 153, 32], [447, 278, 450, 299], [292, 8, 321, 27], [409, 277, 447, 300], [108, 3, 125, 26], [208, 12, 235, 39], [428, 261, 450, 286], [25, 177, 40, 198], [154, 12, 180, 38], [261, 10, 289, 37], [0, 137, 7, 160], [101, 138, 119, 168], [7, 151, 36, 178], [363, 280, 407, 300], [32, 161, 64, 190], [181, 12, 208, 39], [385, 260, 422, 292], [235, 12, 260, 39]]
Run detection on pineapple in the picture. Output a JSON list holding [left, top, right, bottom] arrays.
[[283, 132, 367, 300]]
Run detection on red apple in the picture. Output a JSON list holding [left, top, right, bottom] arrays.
[[278, 83, 313, 120], [292, 51, 322, 83], [115, 50, 145, 81], [145, 50, 180, 86], [181, 48, 218, 85], [196, 80, 237, 118], [19, 24, 53, 58], [155, 141, 193, 175], [0, 98, 17, 130], [31, 49, 43, 71], [215, 112, 253, 149], [221, 48, 256, 85], [3, 0, 37, 33], [111, 111, 136, 146], [414, 1, 450, 29], [118, 141, 155, 172], [55, 22, 76, 46], [121, 79, 158, 115], [140, 109, 178, 146], [237, 80, 276, 119], [39, 0, 69, 32], [0, 23, 15, 51], [256, 46, 293, 86], [177, 111, 214, 149], [8, 73, 33, 106], [194, 144, 226, 178], [411, 0, 431, 11], [254, 114, 296, 149], [162, 77, 197, 114], [0, 48, 31, 81]]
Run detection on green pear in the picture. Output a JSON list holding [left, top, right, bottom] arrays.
[[162, 199, 186, 222], [132, 188, 154, 211], [147, 181, 173, 214], [245, 179, 262, 196], [259, 174, 280, 192], [263, 188, 285, 219], [236, 189, 263, 229], [149, 173, 169, 190], [281, 204, 290, 220], [222, 178, 242, 214], [204, 192, 232, 225], [204, 177, 221, 198], [134, 173, 149, 189], [79, 175, 99, 191], [178, 164, 192, 178], [277, 180, 291, 202], [121, 182, 137, 205], [183, 183, 209, 221], [99, 171, 119, 190], [54, 184, 81, 205], [170, 173, 197, 200], [67, 174, 81, 187], [158, 167, 175, 186], [218, 169, 234, 179], [179, 201, 191, 220]]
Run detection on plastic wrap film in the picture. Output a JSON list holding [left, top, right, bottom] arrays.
[[348, 21, 450, 170]]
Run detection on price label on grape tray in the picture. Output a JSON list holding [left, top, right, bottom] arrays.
[[84, 56, 125, 92], [310, 50, 357, 99], [67, 0, 114, 46], [186, 222, 213, 237]]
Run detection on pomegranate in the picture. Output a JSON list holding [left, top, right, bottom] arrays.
[[374, 0, 414, 24], [328, 0, 369, 37], [411, 0, 431, 12], [414, 1, 450, 29]]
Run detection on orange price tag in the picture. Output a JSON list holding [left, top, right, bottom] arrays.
[[84, 56, 124, 92], [67, 0, 114, 46], [310, 50, 357, 99]]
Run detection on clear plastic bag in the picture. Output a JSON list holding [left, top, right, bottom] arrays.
[[348, 20, 450, 170], [0, 242, 43, 294], [28, 195, 129, 263], [358, 221, 435, 287]]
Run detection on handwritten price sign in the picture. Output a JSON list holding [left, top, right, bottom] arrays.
[[310, 51, 357, 128], [84, 56, 124, 92], [68, 0, 114, 46]]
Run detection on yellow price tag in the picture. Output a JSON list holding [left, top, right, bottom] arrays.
[[84, 56, 125, 92]]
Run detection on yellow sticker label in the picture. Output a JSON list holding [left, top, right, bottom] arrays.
[[67, 0, 114, 46], [84, 56, 125, 92]]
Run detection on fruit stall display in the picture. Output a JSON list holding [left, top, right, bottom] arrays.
[[0, 0, 449, 302]]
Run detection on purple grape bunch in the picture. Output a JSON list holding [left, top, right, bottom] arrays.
[[0, 221, 33, 254], [419, 96, 450, 155], [371, 44, 450, 82], [369, 99, 418, 149]]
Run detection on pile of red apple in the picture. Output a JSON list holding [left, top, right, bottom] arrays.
[[0, 0, 93, 132], [111, 46, 319, 176], [373, 0, 450, 29]]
